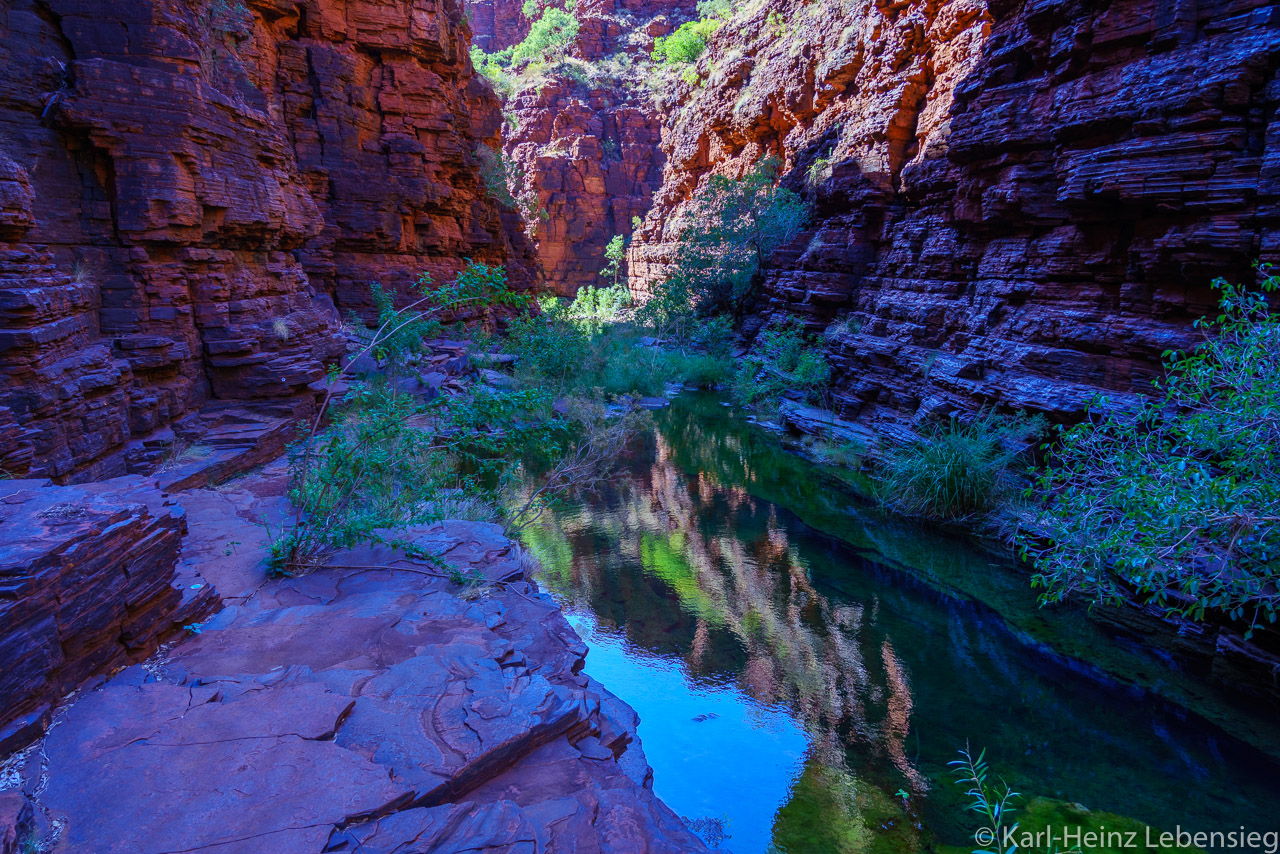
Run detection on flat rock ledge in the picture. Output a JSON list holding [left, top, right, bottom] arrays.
[[0, 470, 711, 853]]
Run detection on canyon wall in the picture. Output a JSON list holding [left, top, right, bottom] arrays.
[[631, 0, 1280, 432], [0, 0, 535, 482], [470, 0, 698, 295]]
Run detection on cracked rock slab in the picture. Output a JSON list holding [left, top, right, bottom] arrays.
[[22, 514, 709, 853]]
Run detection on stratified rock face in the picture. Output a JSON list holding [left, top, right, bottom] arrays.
[[471, 0, 699, 295], [469, 0, 530, 50], [0, 0, 536, 481], [631, 0, 1280, 431], [505, 74, 669, 296], [0, 477, 216, 754]]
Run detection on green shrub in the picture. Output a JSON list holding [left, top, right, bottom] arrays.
[[877, 411, 1046, 521], [732, 317, 830, 408], [674, 352, 731, 388], [513, 8, 579, 64], [271, 266, 534, 575], [600, 352, 669, 397], [655, 158, 807, 320], [652, 18, 719, 65], [509, 301, 591, 387], [569, 281, 631, 321], [1021, 270, 1280, 633]]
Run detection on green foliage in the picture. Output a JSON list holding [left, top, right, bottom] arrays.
[[508, 300, 591, 387], [877, 411, 1046, 521], [806, 155, 831, 186], [656, 158, 807, 319], [513, 8, 580, 64], [696, 0, 736, 18], [731, 317, 830, 409], [508, 299, 726, 399], [470, 45, 517, 95], [950, 747, 1021, 854], [673, 352, 731, 388], [569, 281, 631, 321], [270, 265, 539, 576], [476, 144, 516, 208], [652, 18, 720, 65], [1022, 271, 1280, 634], [600, 234, 626, 287]]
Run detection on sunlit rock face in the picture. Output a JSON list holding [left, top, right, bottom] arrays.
[[0, 0, 536, 480], [469, 0, 699, 296], [631, 0, 1280, 432]]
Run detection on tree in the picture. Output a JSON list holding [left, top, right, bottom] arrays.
[[512, 8, 579, 64], [600, 234, 625, 287], [663, 157, 807, 319], [651, 18, 720, 65], [1021, 269, 1280, 635]]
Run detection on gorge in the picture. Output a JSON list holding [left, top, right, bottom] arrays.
[[1, 0, 1279, 851]]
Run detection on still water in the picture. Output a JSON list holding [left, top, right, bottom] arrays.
[[522, 392, 1280, 853]]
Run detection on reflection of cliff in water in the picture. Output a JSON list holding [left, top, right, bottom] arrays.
[[531, 426, 929, 788], [522, 393, 1280, 852]]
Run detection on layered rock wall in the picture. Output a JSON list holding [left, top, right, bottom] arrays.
[[0, 0, 535, 481], [0, 477, 216, 753], [470, 0, 698, 295], [631, 0, 1280, 432]]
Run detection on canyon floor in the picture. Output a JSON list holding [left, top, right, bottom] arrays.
[[0, 456, 713, 853]]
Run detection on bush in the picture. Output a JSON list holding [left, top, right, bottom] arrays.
[[600, 352, 668, 397], [513, 8, 579, 64], [674, 352, 731, 388], [652, 19, 719, 65], [568, 281, 631, 321], [877, 412, 1046, 521], [732, 317, 830, 409], [656, 158, 807, 320], [1021, 271, 1280, 633], [508, 301, 591, 387], [270, 265, 534, 575]]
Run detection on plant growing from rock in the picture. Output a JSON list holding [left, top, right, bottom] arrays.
[[269, 263, 535, 576], [731, 317, 830, 411], [513, 7, 580, 64], [877, 410, 1046, 522], [656, 157, 807, 320], [1022, 269, 1280, 635]]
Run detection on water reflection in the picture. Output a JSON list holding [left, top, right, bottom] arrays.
[[523, 393, 1280, 853]]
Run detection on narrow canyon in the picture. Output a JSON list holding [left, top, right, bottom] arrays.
[[1, 0, 1278, 850]]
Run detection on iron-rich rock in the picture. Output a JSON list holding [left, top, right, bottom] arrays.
[[0, 477, 217, 753], [630, 0, 1280, 437], [17, 506, 710, 853], [0, 0, 537, 482]]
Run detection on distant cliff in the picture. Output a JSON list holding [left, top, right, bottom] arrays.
[[468, 0, 698, 296]]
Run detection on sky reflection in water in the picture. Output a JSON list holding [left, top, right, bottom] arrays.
[[524, 392, 1280, 853]]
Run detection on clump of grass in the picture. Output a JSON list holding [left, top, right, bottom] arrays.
[[876, 411, 1046, 521]]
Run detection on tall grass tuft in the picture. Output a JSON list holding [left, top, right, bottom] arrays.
[[877, 411, 1045, 521]]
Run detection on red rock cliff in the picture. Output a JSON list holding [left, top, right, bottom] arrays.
[[631, 0, 1280, 433], [0, 0, 536, 481], [470, 0, 699, 295]]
